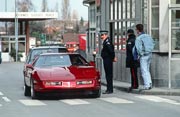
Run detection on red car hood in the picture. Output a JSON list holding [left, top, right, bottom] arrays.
[[35, 66, 97, 81]]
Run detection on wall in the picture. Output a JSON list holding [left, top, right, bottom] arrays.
[[113, 52, 180, 88]]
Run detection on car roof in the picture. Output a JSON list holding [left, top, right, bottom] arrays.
[[40, 52, 80, 56], [31, 46, 67, 50]]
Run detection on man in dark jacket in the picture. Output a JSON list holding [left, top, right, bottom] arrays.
[[100, 30, 117, 94], [126, 29, 139, 92]]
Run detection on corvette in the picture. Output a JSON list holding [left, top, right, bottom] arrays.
[[24, 53, 101, 99]]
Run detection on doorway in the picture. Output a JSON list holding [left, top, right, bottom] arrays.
[[0, 35, 26, 62], [168, 5, 180, 88]]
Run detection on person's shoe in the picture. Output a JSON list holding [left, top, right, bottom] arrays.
[[133, 87, 138, 89], [128, 87, 138, 93], [141, 86, 151, 90], [128, 87, 133, 93], [149, 83, 152, 89], [102, 90, 113, 94]]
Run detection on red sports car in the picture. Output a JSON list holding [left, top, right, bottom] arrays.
[[24, 53, 101, 99]]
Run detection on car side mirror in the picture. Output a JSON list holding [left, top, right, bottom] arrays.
[[92, 51, 96, 62], [89, 61, 95, 67], [26, 64, 33, 69]]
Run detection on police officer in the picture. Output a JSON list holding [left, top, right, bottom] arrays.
[[126, 29, 139, 92], [100, 30, 117, 94]]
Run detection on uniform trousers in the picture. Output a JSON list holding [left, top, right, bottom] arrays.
[[130, 67, 138, 88], [103, 57, 113, 92]]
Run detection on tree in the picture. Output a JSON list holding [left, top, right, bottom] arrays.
[[72, 9, 79, 20], [29, 21, 45, 41], [9, 48, 23, 62], [61, 0, 71, 31], [17, 0, 34, 12], [55, 1, 59, 12], [41, 0, 48, 12], [74, 20, 79, 33], [54, 1, 59, 19], [80, 17, 84, 26], [61, 0, 71, 20], [72, 9, 79, 33]]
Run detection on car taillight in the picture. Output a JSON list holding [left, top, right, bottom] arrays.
[[44, 81, 62, 86]]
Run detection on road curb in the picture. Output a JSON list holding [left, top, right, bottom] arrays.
[[101, 80, 180, 96]]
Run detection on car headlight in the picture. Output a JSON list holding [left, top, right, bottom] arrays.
[[76, 80, 93, 85]]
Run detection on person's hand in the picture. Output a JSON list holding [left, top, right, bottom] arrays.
[[113, 57, 117, 62]]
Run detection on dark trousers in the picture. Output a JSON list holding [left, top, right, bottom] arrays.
[[103, 58, 113, 92], [130, 67, 138, 88]]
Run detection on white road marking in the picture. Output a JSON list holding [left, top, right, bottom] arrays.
[[100, 97, 134, 104], [136, 95, 180, 105], [0, 104, 2, 107], [101, 86, 107, 91], [61, 99, 90, 105], [0, 92, 4, 96], [19, 100, 46, 106], [2, 97, 11, 102]]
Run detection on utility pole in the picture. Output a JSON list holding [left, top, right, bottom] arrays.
[[15, 0, 18, 62], [5, 0, 7, 34]]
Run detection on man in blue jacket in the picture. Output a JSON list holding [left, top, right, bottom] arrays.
[[135, 24, 155, 90]]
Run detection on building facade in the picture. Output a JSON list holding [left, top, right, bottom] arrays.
[[0, 0, 58, 62], [83, 0, 180, 88]]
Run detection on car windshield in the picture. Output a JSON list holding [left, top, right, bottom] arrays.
[[29, 48, 67, 64], [34, 54, 71, 67], [34, 54, 88, 67]]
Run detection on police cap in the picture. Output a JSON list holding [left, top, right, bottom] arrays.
[[99, 30, 108, 35], [127, 29, 134, 34]]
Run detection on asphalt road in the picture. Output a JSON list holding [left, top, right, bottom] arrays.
[[0, 62, 180, 117]]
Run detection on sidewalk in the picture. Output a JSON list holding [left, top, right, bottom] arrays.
[[101, 79, 180, 96]]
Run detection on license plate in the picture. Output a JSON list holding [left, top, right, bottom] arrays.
[[62, 82, 76, 87]]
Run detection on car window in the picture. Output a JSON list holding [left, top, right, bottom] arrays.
[[34, 54, 71, 67], [28, 48, 67, 64], [70, 54, 88, 66], [26, 49, 32, 63], [57, 48, 68, 52]]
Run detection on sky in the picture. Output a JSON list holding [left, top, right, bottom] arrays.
[[66, 0, 88, 20], [0, 0, 88, 20], [34, 0, 88, 20]]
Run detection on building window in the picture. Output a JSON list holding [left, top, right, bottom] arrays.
[[89, 6, 96, 28], [171, 0, 180, 4], [132, 0, 136, 19], [171, 10, 180, 50], [151, 0, 159, 50], [142, 0, 148, 32], [152, 0, 159, 5], [1, 42, 9, 52], [109, 0, 137, 51]]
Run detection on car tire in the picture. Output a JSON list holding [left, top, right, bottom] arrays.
[[91, 89, 101, 98], [24, 83, 31, 96], [24, 77, 31, 96], [30, 79, 38, 99]]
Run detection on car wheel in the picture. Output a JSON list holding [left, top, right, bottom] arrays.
[[30, 79, 38, 99], [91, 89, 101, 98], [24, 83, 31, 96]]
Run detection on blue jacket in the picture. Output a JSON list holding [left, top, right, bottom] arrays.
[[135, 33, 155, 56]]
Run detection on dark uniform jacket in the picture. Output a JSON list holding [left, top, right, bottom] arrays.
[[101, 37, 115, 60], [126, 34, 140, 68]]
